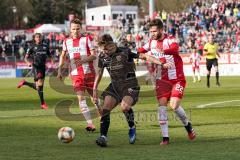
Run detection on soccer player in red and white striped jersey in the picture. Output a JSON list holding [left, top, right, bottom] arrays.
[[57, 18, 97, 132], [189, 47, 201, 82], [138, 19, 196, 145]]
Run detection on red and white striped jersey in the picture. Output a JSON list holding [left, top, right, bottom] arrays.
[[138, 34, 185, 81], [190, 52, 201, 67], [62, 36, 95, 76]]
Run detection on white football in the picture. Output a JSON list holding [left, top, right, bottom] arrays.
[[58, 127, 75, 143]]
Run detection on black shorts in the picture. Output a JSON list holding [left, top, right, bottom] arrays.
[[33, 65, 45, 81], [206, 58, 218, 71], [101, 82, 140, 107]]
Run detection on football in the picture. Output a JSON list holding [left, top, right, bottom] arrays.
[[58, 127, 75, 143]]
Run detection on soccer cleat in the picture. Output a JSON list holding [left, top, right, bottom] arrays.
[[216, 82, 221, 86], [41, 103, 48, 109], [160, 137, 169, 145], [96, 135, 107, 147], [128, 127, 136, 144], [188, 129, 196, 140], [86, 124, 96, 132], [198, 79, 201, 82], [17, 79, 26, 88], [185, 122, 196, 140]]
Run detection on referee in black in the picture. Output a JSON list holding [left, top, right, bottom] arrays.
[[203, 35, 221, 88], [17, 33, 53, 109]]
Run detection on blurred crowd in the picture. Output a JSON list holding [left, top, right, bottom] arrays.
[[0, 0, 239, 62], [139, 0, 240, 54], [0, 31, 66, 61]]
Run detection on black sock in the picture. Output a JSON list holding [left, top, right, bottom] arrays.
[[163, 137, 169, 141], [100, 109, 110, 137], [38, 86, 45, 105], [24, 81, 36, 90], [124, 108, 135, 128], [216, 72, 219, 83], [207, 74, 210, 85], [184, 122, 193, 133]]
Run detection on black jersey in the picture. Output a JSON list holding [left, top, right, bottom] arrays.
[[98, 47, 139, 83], [26, 43, 51, 67]]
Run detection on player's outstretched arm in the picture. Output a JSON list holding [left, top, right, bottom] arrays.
[[76, 49, 96, 65], [24, 54, 32, 67], [81, 54, 96, 63], [139, 53, 163, 65]]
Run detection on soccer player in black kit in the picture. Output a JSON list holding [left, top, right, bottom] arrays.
[[93, 34, 163, 147], [17, 33, 53, 109]]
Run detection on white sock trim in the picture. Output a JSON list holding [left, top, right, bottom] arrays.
[[158, 106, 169, 137], [79, 100, 92, 124]]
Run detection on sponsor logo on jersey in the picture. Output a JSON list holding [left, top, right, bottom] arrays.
[[68, 47, 85, 54]]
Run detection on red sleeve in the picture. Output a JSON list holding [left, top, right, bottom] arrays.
[[163, 43, 179, 55], [137, 47, 148, 54]]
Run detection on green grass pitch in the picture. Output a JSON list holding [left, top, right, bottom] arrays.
[[0, 76, 240, 160]]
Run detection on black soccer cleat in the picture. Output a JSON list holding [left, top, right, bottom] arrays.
[[85, 124, 96, 132], [185, 122, 196, 140], [160, 137, 170, 145], [96, 135, 107, 147]]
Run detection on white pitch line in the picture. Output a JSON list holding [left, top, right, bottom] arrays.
[[196, 100, 240, 108]]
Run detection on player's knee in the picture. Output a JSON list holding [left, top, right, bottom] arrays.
[[170, 101, 179, 110], [77, 96, 85, 102], [37, 80, 43, 86], [158, 98, 168, 106], [103, 101, 115, 111]]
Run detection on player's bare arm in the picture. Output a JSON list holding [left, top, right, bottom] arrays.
[[73, 49, 96, 67], [139, 53, 172, 69], [139, 53, 163, 65], [24, 54, 32, 67], [93, 67, 104, 103], [82, 49, 96, 63], [24, 48, 33, 67]]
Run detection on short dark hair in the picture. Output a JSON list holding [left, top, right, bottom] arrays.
[[33, 33, 42, 38], [98, 34, 113, 46], [149, 19, 163, 29], [70, 18, 82, 26], [33, 33, 42, 43]]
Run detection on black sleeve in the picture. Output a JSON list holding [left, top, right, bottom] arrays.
[[131, 42, 136, 49], [26, 46, 34, 58], [128, 51, 139, 59], [98, 56, 104, 69]]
